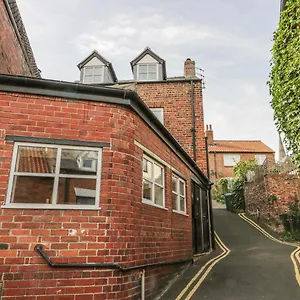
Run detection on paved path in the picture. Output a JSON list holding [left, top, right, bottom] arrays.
[[162, 209, 300, 300]]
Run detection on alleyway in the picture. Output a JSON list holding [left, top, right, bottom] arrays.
[[162, 209, 300, 300]]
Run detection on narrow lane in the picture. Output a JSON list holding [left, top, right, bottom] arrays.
[[190, 209, 300, 300]]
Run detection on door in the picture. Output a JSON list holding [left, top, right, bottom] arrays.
[[192, 181, 210, 254]]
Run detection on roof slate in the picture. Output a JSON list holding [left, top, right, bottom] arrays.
[[209, 140, 275, 153]]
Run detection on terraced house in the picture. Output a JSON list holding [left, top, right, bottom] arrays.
[[0, 1, 213, 299]]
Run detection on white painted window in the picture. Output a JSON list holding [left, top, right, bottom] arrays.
[[83, 66, 104, 84], [5, 142, 102, 209], [172, 174, 186, 214], [255, 155, 266, 165], [150, 108, 164, 124], [224, 154, 240, 167], [137, 63, 158, 81], [142, 155, 165, 208]]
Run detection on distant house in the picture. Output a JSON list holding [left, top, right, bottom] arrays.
[[206, 125, 275, 181], [0, 0, 40, 77]]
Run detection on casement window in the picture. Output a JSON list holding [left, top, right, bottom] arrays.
[[255, 155, 266, 165], [83, 66, 104, 84], [150, 108, 164, 124], [172, 174, 186, 214], [224, 154, 240, 167], [5, 142, 102, 209], [142, 155, 165, 207], [137, 63, 158, 81]]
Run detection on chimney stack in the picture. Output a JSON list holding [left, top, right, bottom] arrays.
[[205, 124, 214, 145], [184, 58, 196, 77]]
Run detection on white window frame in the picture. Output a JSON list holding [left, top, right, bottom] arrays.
[[224, 154, 240, 167], [4, 142, 102, 210], [255, 154, 266, 165], [142, 155, 165, 208], [150, 108, 164, 125], [172, 174, 186, 214], [83, 66, 104, 84], [137, 63, 158, 81]]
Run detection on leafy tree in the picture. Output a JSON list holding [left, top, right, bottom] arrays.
[[233, 159, 257, 180], [268, 0, 300, 165]]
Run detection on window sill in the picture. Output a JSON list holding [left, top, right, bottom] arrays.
[[172, 210, 188, 216], [142, 200, 168, 211], [2, 204, 102, 210]]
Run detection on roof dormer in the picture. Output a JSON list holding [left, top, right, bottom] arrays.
[[77, 50, 117, 84], [130, 47, 166, 82]]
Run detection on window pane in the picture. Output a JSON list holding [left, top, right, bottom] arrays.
[[12, 176, 54, 204], [180, 196, 185, 211], [172, 176, 177, 192], [57, 178, 96, 205], [94, 75, 102, 82], [179, 181, 185, 196], [94, 67, 102, 75], [60, 149, 98, 175], [143, 159, 152, 180], [148, 72, 157, 80], [139, 65, 147, 72], [172, 192, 177, 210], [148, 64, 157, 72], [16, 146, 56, 173], [154, 185, 163, 206], [143, 179, 152, 200], [84, 75, 93, 83], [153, 164, 163, 185], [139, 73, 148, 80], [85, 67, 93, 75]]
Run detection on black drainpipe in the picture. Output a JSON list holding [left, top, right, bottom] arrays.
[[205, 137, 215, 250], [35, 245, 193, 271], [190, 81, 196, 161]]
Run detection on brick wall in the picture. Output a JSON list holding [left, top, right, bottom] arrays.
[[0, 91, 196, 299], [0, 1, 33, 77], [209, 152, 275, 181], [136, 80, 207, 171], [245, 174, 300, 218]]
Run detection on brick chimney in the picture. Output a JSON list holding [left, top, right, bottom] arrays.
[[184, 58, 195, 77], [205, 124, 214, 145]]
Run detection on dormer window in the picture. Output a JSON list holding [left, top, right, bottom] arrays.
[[138, 63, 158, 81], [78, 50, 117, 84], [83, 66, 104, 84], [131, 47, 167, 82]]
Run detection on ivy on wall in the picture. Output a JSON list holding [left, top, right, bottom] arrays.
[[268, 0, 300, 165]]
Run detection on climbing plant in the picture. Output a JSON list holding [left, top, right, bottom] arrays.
[[268, 0, 300, 165]]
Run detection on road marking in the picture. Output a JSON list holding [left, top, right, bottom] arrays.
[[238, 213, 300, 287], [175, 232, 230, 300]]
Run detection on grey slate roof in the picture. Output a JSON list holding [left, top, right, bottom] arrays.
[[5, 0, 40, 78]]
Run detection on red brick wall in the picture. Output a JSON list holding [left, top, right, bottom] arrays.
[[136, 80, 207, 171], [0, 2, 33, 76], [209, 152, 275, 182], [0, 91, 195, 299], [245, 174, 300, 218]]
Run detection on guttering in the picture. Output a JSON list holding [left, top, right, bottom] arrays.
[[0, 74, 209, 186], [35, 245, 192, 271]]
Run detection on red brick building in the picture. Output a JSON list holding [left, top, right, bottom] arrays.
[[0, 0, 40, 77], [206, 125, 275, 182], [0, 75, 211, 299]]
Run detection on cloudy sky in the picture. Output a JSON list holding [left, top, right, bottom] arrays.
[[18, 0, 281, 157]]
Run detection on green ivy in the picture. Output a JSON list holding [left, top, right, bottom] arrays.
[[268, 0, 300, 165]]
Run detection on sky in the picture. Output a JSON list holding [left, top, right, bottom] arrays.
[[18, 0, 281, 158]]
